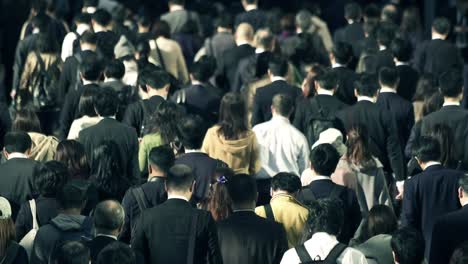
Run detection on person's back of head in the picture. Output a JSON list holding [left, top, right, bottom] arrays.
[[254, 28, 275, 51], [306, 199, 343, 237], [154, 20, 171, 38], [363, 4, 380, 23], [355, 73, 379, 97], [55, 140, 90, 180], [53, 241, 90, 264], [381, 4, 400, 24], [439, 70, 463, 99], [235, 23, 254, 43], [169, 0, 185, 6], [83, 0, 98, 8], [226, 174, 257, 209], [93, 87, 118, 117], [35, 33, 59, 54], [296, 10, 312, 32], [432, 17, 451, 37], [390, 38, 413, 62], [78, 85, 99, 118], [391, 227, 425, 264], [378, 67, 399, 88], [57, 181, 87, 213], [271, 93, 294, 118], [216, 15, 234, 30], [332, 42, 353, 65], [79, 51, 102, 82], [146, 70, 171, 92], [429, 124, 456, 168], [105, 59, 126, 80], [90, 141, 126, 194], [376, 22, 397, 48], [268, 55, 288, 77], [74, 12, 92, 26], [346, 124, 373, 165], [344, 2, 362, 22], [148, 145, 175, 176], [97, 242, 136, 264], [365, 205, 397, 240], [315, 69, 338, 91], [309, 143, 340, 177], [166, 164, 194, 195], [414, 136, 441, 164], [94, 200, 125, 236], [191, 56, 216, 83], [80, 30, 97, 48], [271, 172, 301, 195], [218, 92, 247, 140], [177, 115, 207, 151], [12, 108, 42, 133], [34, 161, 69, 197], [92, 9, 113, 28], [3, 131, 32, 156]]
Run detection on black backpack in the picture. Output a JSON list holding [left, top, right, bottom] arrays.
[[72, 31, 81, 56], [295, 242, 347, 264], [28, 52, 61, 111], [305, 99, 337, 146]]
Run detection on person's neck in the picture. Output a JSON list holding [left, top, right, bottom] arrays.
[[105, 77, 121, 83], [61, 208, 82, 216], [272, 113, 290, 121], [271, 190, 289, 198], [232, 204, 255, 212], [236, 39, 251, 46], [147, 90, 167, 100], [93, 25, 110, 33], [432, 33, 447, 40], [316, 88, 334, 95], [80, 44, 96, 52], [444, 97, 461, 105], [169, 4, 184, 12], [82, 79, 98, 85], [167, 191, 191, 201], [217, 27, 231, 33], [148, 172, 165, 181], [380, 85, 397, 92], [420, 161, 442, 170], [139, 27, 150, 33], [191, 80, 203, 86], [296, 28, 303, 34], [461, 198, 468, 207]]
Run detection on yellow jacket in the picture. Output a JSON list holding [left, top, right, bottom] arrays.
[[255, 194, 309, 248]]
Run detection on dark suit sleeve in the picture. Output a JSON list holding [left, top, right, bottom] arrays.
[[429, 218, 448, 264], [251, 92, 263, 127], [12, 40, 27, 92], [383, 113, 406, 181], [414, 42, 426, 73], [128, 129, 140, 185], [274, 225, 289, 264], [131, 212, 150, 264], [205, 213, 223, 264], [57, 58, 73, 102], [118, 191, 133, 244], [405, 121, 421, 159], [405, 104, 415, 144], [15, 203, 31, 242], [293, 102, 306, 133], [348, 190, 362, 239], [400, 180, 419, 228], [58, 90, 78, 140], [122, 103, 139, 135]]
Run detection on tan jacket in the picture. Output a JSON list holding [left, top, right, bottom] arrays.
[[149, 37, 189, 84], [255, 194, 309, 248], [20, 52, 62, 92], [201, 125, 260, 175], [28, 132, 59, 162]]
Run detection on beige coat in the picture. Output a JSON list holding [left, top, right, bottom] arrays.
[[28, 132, 59, 162], [149, 37, 189, 84]]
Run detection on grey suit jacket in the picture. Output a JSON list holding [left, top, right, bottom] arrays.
[[161, 10, 202, 36]]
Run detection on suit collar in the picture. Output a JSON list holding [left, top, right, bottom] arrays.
[[164, 198, 192, 207], [423, 164, 444, 172]]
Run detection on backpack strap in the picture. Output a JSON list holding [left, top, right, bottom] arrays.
[[329, 185, 343, 200], [34, 51, 46, 72], [139, 100, 150, 135], [264, 204, 275, 221], [323, 243, 347, 263], [155, 41, 166, 71], [295, 244, 313, 263], [301, 187, 317, 202], [29, 199, 38, 230], [186, 212, 198, 264], [131, 187, 148, 212]]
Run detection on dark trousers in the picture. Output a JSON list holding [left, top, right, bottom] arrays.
[[256, 178, 271, 206]]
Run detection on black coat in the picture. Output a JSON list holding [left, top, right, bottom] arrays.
[[132, 199, 223, 264], [336, 100, 406, 181], [334, 23, 366, 57], [332, 66, 358, 105], [396, 64, 419, 102], [297, 179, 361, 244], [280, 33, 330, 69], [0, 102, 12, 149], [234, 9, 268, 31], [216, 44, 255, 93], [429, 205, 468, 264], [78, 118, 139, 184], [251, 80, 302, 127], [374, 49, 395, 72], [414, 39, 463, 76], [217, 211, 288, 264], [86, 236, 116, 264], [122, 95, 165, 137], [401, 165, 462, 257]]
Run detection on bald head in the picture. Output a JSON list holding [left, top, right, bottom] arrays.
[[94, 200, 125, 235], [254, 28, 275, 50], [235, 23, 254, 44]]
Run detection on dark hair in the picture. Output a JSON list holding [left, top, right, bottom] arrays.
[[432, 17, 451, 35], [148, 145, 175, 173], [310, 144, 340, 176], [55, 140, 90, 180], [146, 70, 171, 90], [94, 87, 118, 117], [268, 56, 289, 77], [12, 109, 42, 133], [346, 125, 375, 166], [94, 200, 125, 234], [296, 10, 312, 32], [79, 51, 102, 81], [207, 168, 234, 221], [306, 199, 343, 236], [80, 30, 97, 45], [83, 0, 98, 7], [53, 241, 90, 264], [303, 64, 326, 97], [35, 33, 59, 54], [379, 67, 399, 87], [145, 101, 181, 143], [439, 70, 463, 98], [97, 242, 136, 264], [414, 136, 441, 163], [450, 241, 468, 264], [92, 9, 112, 27], [105, 59, 126, 79], [365, 205, 398, 240], [429, 124, 457, 169], [272, 94, 294, 117], [169, 0, 185, 5], [191, 56, 216, 82], [215, 15, 233, 29], [271, 172, 301, 194], [137, 15, 152, 28], [363, 4, 380, 20], [316, 69, 338, 90], [177, 115, 207, 150], [355, 74, 379, 97], [280, 13, 296, 32], [459, 174, 468, 193], [390, 38, 413, 62], [31, 0, 47, 12], [78, 85, 98, 118], [226, 174, 257, 206], [74, 13, 92, 25], [413, 73, 437, 101], [218, 93, 248, 140], [376, 22, 397, 48], [34, 161, 69, 197], [332, 42, 353, 65], [401, 7, 422, 34], [166, 164, 194, 192], [31, 13, 51, 32], [422, 92, 443, 117], [344, 2, 362, 21], [57, 181, 87, 210], [0, 217, 15, 259], [391, 228, 425, 264], [153, 20, 171, 38], [4, 131, 32, 154]]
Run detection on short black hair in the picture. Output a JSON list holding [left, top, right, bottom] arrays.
[[344, 2, 362, 21], [459, 174, 468, 193], [80, 30, 97, 45], [414, 136, 441, 163], [34, 161, 69, 197], [272, 94, 294, 117], [97, 242, 136, 264], [316, 69, 338, 90], [54, 241, 90, 264], [215, 15, 234, 29], [450, 241, 468, 264], [79, 51, 102, 81], [166, 164, 194, 192], [94, 200, 125, 234], [439, 70, 463, 97], [169, 0, 185, 5], [94, 87, 119, 117], [104, 59, 126, 79], [432, 17, 451, 35], [92, 9, 112, 27], [148, 145, 175, 173], [83, 0, 98, 7], [4, 131, 32, 154], [31, 12, 51, 32], [177, 115, 207, 150], [332, 42, 353, 65], [307, 199, 343, 236], [268, 56, 289, 77], [191, 56, 216, 82], [57, 181, 88, 210], [376, 22, 397, 47], [391, 228, 425, 264], [78, 84, 99, 117], [146, 70, 171, 90], [271, 172, 301, 194], [379, 67, 399, 87], [226, 174, 257, 206], [154, 20, 171, 39], [74, 13, 92, 25], [390, 38, 413, 62], [310, 144, 340, 176], [355, 74, 379, 97]]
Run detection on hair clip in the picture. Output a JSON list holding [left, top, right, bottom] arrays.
[[217, 175, 228, 184]]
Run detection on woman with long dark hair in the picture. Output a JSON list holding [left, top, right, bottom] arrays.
[[55, 140, 90, 180], [199, 168, 234, 221], [0, 197, 28, 263], [202, 92, 260, 174], [429, 124, 460, 170], [67, 85, 101, 140]]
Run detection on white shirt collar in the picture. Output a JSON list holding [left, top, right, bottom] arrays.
[[7, 153, 28, 160], [82, 80, 98, 85], [443, 101, 461, 107], [76, 24, 91, 35], [255, 48, 266, 54], [191, 80, 202, 86], [424, 161, 442, 169], [236, 41, 250, 46], [170, 4, 184, 12], [245, 4, 257, 11], [271, 115, 290, 123], [332, 63, 345, 68], [104, 78, 120, 83], [432, 35, 445, 40], [395, 61, 408, 66], [310, 175, 332, 182], [271, 76, 286, 82], [317, 88, 334, 96], [357, 96, 376, 103], [167, 194, 189, 202], [380, 87, 397, 94], [96, 234, 117, 240], [83, 6, 97, 14], [185, 149, 203, 154], [463, 200, 468, 207]]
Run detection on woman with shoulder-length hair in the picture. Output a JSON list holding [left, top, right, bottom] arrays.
[[202, 92, 260, 175], [0, 197, 29, 263], [55, 140, 90, 180]]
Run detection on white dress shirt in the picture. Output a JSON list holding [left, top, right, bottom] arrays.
[[253, 115, 310, 179], [61, 24, 91, 61], [281, 232, 368, 264]]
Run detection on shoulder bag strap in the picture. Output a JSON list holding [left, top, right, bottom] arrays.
[[34, 51, 46, 72], [132, 187, 148, 212], [295, 244, 313, 263], [264, 204, 275, 221], [29, 199, 38, 230], [324, 243, 347, 263], [155, 41, 167, 71], [186, 213, 198, 264], [329, 185, 343, 200]]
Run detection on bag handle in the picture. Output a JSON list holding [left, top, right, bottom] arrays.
[[264, 204, 275, 221], [29, 199, 38, 230], [155, 42, 167, 71]]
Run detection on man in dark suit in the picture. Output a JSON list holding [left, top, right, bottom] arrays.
[[377, 67, 414, 148], [88, 200, 125, 263], [414, 17, 463, 76], [202, 16, 236, 64], [132, 164, 222, 264], [390, 38, 419, 102], [217, 174, 288, 264], [160, 0, 203, 36], [336, 74, 406, 182], [123, 70, 168, 137], [79, 87, 139, 185], [374, 23, 396, 72], [251, 56, 302, 127], [0, 132, 38, 219], [429, 174, 468, 264], [235, 0, 268, 31], [297, 144, 361, 244], [401, 137, 462, 258], [333, 2, 365, 56], [330, 42, 358, 105], [420, 70, 468, 170]]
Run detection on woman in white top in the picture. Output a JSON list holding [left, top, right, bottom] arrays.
[[67, 85, 102, 140]]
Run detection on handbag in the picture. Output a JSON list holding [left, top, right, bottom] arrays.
[[19, 200, 38, 259]]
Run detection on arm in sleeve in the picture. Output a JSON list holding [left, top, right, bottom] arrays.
[[274, 225, 289, 264], [400, 180, 418, 228], [118, 191, 133, 244], [297, 135, 310, 175], [129, 130, 141, 185], [15, 203, 31, 242], [251, 93, 263, 127], [249, 133, 261, 175], [206, 214, 223, 264], [131, 213, 150, 264], [384, 114, 406, 181]]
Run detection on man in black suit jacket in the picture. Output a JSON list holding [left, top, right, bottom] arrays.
[[390, 38, 419, 102], [88, 200, 125, 263], [0, 132, 38, 219], [420, 70, 468, 170], [132, 164, 222, 264], [336, 74, 406, 181], [429, 174, 468, 264], [79, 87, 139, 184], [330, 42, 358, 105], [234, 0, 268, 31], [333, 2, 365, 57], [414, 17, 463, 76], [217, 174, 288, 264], [297, 144, 361, 244], [401, 137, 462, 258], [377, 67, 415, 148], [374, 24, 396, 72], [251, 56, 302, 127]]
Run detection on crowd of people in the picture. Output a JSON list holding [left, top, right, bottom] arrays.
[[0, 0, 467, 263]]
